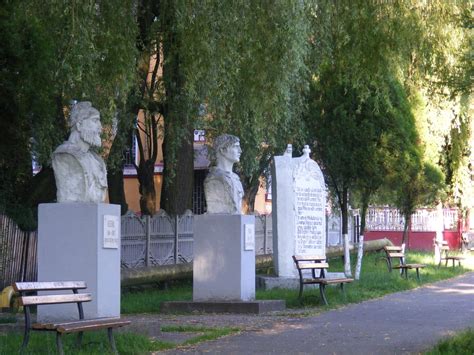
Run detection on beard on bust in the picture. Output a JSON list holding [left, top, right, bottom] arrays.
[[80, 128, 102, 147]]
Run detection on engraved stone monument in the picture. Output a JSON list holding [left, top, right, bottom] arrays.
[[272, 145, 326, 278], [38, 101, 120, 321]]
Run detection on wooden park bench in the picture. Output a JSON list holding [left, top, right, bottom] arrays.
[[383, 246, 426, 281], [13, 281, 130, 355], [292, 255, 353, 305], [438, 240, 464, 268]]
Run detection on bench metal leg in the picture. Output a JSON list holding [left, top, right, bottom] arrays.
[[108, 328, 118, 354], [298, 281, 304, 300], [416, 268, 420, 282], [20, 327, 30, 354], [319, 284, 328, 306], [56, 333, 65, 355]]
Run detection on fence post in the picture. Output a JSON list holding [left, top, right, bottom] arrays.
[[174, 215, 179, 264], [145, 215, 151, 267]]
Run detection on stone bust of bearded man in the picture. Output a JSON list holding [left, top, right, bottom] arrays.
[[52, 101, 107, 203]]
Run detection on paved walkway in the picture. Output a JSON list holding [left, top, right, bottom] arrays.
[[157, 272, 474, 354]]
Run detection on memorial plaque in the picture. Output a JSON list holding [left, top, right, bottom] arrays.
[[244, 223, 255, 251], [103, 215, 120, 249], [293, 167, 325, 256]]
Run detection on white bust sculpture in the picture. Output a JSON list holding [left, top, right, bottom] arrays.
[[204, 134, 243, 214], [52, 101, 107, 203]]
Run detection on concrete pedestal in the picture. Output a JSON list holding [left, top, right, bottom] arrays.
[[193, 214, 255, 301], [37, 203, 121, 322]]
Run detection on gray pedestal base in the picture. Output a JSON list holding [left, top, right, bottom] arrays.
[[161, 300, 285, 314], [37, 203, 121, 322], [256, 275, 301, 290], [193, 214, 255, 301]]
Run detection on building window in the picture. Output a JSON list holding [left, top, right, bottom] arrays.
[[123, 135, 138, 166], [193, 170, 207, 214]]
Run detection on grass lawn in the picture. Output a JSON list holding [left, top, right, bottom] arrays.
[[2, 250, 473, 353], [426, 328, 474, 355], [122, 250, 474, 313], [0, 326, 239, 354], [0, 331, 173, 354]]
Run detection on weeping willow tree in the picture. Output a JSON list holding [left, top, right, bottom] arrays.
[[129, 1, 310, 215], [0, 0, 137, 228]]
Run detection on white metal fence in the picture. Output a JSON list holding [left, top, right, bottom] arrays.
[[121, 211, 273, 268], [365, 207, 458, 232]]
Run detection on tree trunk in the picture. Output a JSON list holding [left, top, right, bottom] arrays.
[[340, 186, 352, 277], [354, 234, 364, 280], [160, 3, 195, 216], [241, 176, 259, 214], [107, 168, 128, 215], [402, 214, 409, 248], [137, 159, 156, 215], [25, 166, 56, 206], [161, 125, 194, 215]]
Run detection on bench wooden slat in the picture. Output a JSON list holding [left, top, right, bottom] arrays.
[[321, 278, 354, 285], [293, 255, 326, 261], [386, 252, 404, 258], [20, 293, 92, 306], [13, 281, 87, 292], [32, 317, 125, 330], [384, 246, 402, 251], [302, 278, 353, 284], [393, 264, 426, 269], [298, 262, 329, 269], [57, 319, 131, 333]]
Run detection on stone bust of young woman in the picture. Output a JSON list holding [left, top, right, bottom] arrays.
[[204, 134, 243, 214]]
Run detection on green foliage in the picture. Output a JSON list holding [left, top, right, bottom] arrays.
[[131, 1, 310, 213], [3, 0, 137, 163], [426, 328, 474, 355], [0, 1, 137, 223], [305, 0, 468, 222]]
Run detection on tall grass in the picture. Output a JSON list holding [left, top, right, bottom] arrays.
[[425, 328, 474, 354]]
